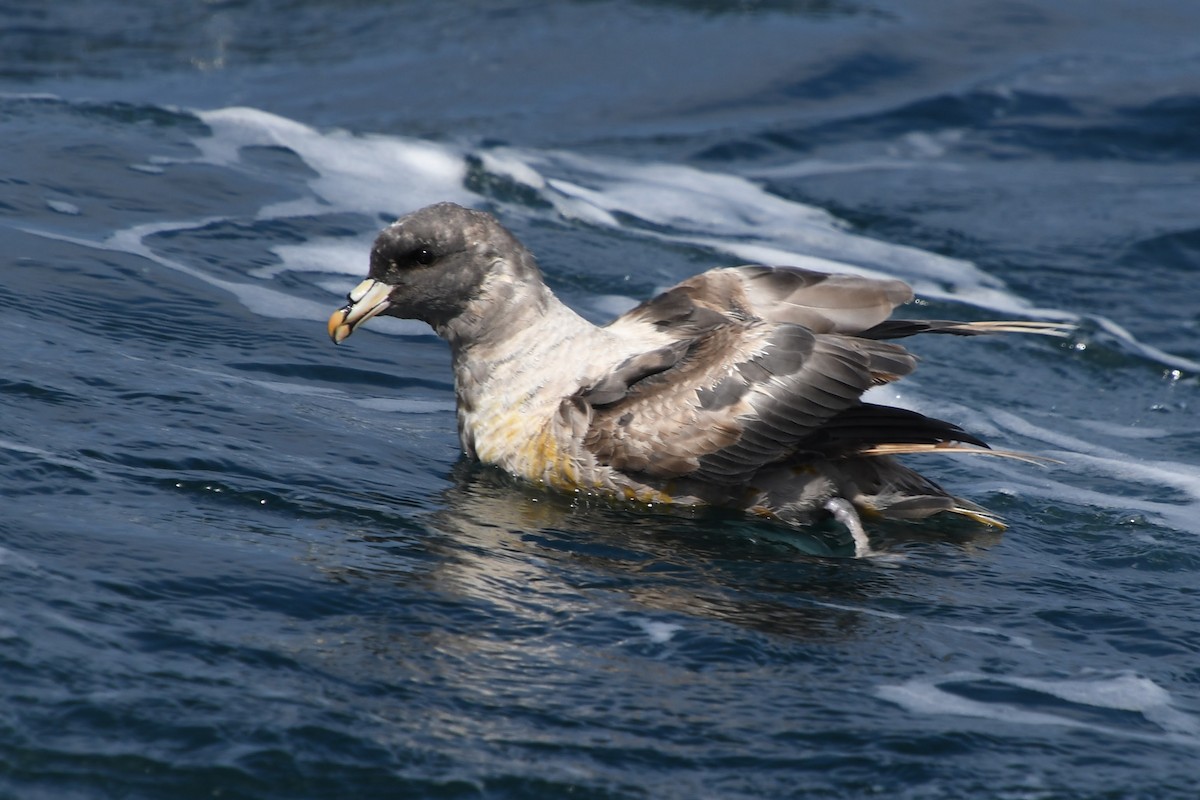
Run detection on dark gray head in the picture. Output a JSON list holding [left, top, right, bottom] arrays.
[[328, 202, 544, 344], [368, 202, 541, 324]]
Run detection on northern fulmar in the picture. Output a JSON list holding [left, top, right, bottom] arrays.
[[328, 202, 1066, 555]]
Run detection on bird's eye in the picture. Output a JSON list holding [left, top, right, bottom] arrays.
[[412, 248, 435, 266]]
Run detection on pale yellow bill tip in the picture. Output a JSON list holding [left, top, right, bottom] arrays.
[[327, 279, 394, 345], [328, 308, 352, 344]]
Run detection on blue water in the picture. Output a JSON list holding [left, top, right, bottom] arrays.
[[3, 2, 1200, 798]]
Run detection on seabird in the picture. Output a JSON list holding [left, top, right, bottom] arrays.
[[328, 202, 1067, 554]]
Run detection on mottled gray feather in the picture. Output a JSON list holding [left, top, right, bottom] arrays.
[[581, 265, 964, 483]]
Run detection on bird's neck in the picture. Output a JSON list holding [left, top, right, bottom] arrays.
[[438, 267, 562, 346], [441, 280, 600, 464]]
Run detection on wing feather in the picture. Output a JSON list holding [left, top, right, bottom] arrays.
[[734, 264, 912, 332], [581, 265, 990, 484], [607, 264, 913, 336]]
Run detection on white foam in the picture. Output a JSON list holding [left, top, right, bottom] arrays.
[[877, 671, 1200, 746], [9, 108, 480, 332], [884, 406, 1200, 535], [20, 219, 336, 326], [807, 599, 905, 621], [195, 107, 475, 217], [350, 397, 454, 414], [480, 145, 1069, 315], [747, 156, 964, 179], [1091, 316, 1200, 374], [583, 294, 640, 319], [942, 625, 1035, 651], [0, 544, 42, 573], [0, 436, 105, 479], [174, 365, 449, 413], [806, 599, 1034, 649], [858, 382, 1200, 535], [13, 107, 485, 333], [1074, 419, 1172, 440], [989, 410, 1200, 501], [40, 103, 1196, 380], [45, 198, 81, 215], [633, 618, 684, 644], [479, 149, 548, 190], [266, 237, 373, 280]]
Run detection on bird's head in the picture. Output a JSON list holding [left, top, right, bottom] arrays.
[[328, 202, 541, 345]]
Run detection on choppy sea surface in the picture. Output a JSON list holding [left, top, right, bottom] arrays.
[[3, 2, 1200, 798]]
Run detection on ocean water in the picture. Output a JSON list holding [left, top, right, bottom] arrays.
[[2, 1, 1200, 798]]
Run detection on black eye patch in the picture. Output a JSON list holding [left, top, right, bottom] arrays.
[[388, 247, 437, 271]]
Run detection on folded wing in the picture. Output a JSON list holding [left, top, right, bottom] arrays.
[[577, 265, 988, 484]]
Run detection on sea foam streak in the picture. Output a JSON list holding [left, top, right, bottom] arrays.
[[478, 147, 1057, 316], [16, 102, 1190, 371], [9, 103, 1101, 345], [192, 108, 1081, 323], [877, 671, 1200, 747]]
